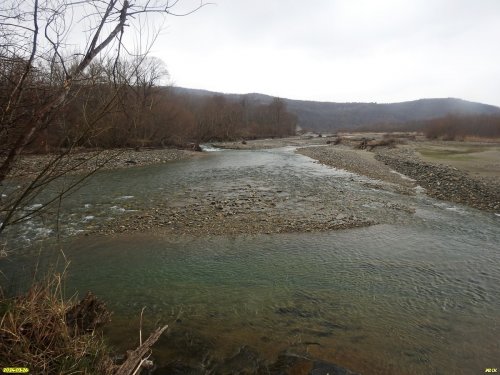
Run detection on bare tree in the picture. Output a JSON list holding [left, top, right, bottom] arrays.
[[119, 56, 169, 147], [1, 3, 210, 373], [0, 0, 207, 237]]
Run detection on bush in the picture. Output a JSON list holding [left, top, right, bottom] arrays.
[[0, 274, 115, 374]]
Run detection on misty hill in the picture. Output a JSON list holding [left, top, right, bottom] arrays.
[[283, 97, 500, 131], [171, 87, 500, 132]]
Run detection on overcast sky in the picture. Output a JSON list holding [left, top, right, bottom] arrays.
[[148, 0, 500, 106]]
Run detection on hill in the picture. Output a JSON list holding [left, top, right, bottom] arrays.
[[171, 87, 500, 132]]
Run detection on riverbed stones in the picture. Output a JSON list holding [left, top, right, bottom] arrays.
[[298, 144, 500, 213], [27, 136, 495, 239], [374, 148, 500, 212], [8, 148, 192, 179], [157, 349, 360, 375], [92, 177, 378, 236], [297, 146, 416, 195]]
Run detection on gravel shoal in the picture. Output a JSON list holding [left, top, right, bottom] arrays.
[[7, 148, 194, 179], [374, 148, 500, 212], [298, 144, 500, 212], [94, 203, 373, 237], [92, 186, 376, 237], [212, 136, 333, 150], [296, 146, 416, 195]]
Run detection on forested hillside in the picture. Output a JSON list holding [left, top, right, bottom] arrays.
[[173, 88, 500, 132]]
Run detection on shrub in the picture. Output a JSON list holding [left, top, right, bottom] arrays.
[[0, 274, 115, 374]]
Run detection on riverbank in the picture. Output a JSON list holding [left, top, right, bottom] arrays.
[[215, 134, 500, 212], [374, 147, 500, 212], [89, 135, 500, 238], [297, 141, 499, 212], [8, 135, 498, 240], [296, 145, 417, 195], [7, 148, 195, 179], [211, 136, 329, 150]]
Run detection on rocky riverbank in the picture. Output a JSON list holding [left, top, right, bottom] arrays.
[[298, 143, 500, 212], [82, 139, 420, 237], [296, 146, 416, 195], [12, 136, 497, 240], [7, 148, 195, 179], [374, 148, 500, 212]]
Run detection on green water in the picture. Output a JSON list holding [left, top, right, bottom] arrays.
[[1, 147, 500, 374]]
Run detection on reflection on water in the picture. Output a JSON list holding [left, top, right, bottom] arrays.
[[1, 147, 500, 374]]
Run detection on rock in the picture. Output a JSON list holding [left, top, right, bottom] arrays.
[[275, 306, 318, 318], [311, 360, 361, 375], [218, 346, 263, 373], [268, 353, 360, 375], [374, 150, 500, 212], [155, 361, 204, 375], [268, 353, 314, 374]]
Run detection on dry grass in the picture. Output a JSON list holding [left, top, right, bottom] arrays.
[[0, 273, 115, 374]]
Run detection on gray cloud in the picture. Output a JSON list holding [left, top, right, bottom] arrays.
[[152, 0, 500, 106]]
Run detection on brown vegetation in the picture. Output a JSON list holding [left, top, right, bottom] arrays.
[[0, 275, 115, 374], [1, 1, 192, 372], [356, 114, 500, 141], [0, 272, 169, 374], [422, 114, 500, 140], [0, 58, 296, 153]]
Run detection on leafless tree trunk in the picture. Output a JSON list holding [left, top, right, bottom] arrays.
[[0, 0, 207, 237]]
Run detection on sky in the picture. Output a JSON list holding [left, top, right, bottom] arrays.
[[146, 0, 500, 106]]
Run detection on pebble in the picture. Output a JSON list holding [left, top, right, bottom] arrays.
[[8, 148, 192, 179], [375, 149, 500, 212], [298, 144, 499, 213]]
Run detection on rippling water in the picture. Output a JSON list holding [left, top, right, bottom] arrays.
[[2, 147, 500, 374]]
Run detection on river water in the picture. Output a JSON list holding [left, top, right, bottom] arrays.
[[1, 147, 499, 374]]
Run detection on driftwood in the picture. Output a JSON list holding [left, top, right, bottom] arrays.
[[115, 325, 168, 375]]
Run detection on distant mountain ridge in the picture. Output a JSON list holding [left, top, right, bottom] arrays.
[[171, 87, 500, 132]]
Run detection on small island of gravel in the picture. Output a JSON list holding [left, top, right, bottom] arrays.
[[82, 134, 500, 238]]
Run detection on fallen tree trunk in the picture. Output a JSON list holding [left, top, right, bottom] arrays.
[[115, 325, 168, 375]]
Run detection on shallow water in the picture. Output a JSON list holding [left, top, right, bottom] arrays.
[[2, 147, 419, 244], [2, 147, 500, 374]]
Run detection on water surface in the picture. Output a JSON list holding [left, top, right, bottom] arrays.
[[2, 147, 499, 374]]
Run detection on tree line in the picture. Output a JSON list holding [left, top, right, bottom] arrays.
[[1, 55, 296, 154], [355, 114, 500, 140], [421, 114, 500, 140]]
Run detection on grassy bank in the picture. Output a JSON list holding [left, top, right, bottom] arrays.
[[0, 274, 114, 374]]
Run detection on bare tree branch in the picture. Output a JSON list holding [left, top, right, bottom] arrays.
[[0, 0, 207, 238], [3, 0, 39, 117]]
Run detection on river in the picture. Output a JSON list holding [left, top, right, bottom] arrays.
[[1, 147, 499, 374]]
